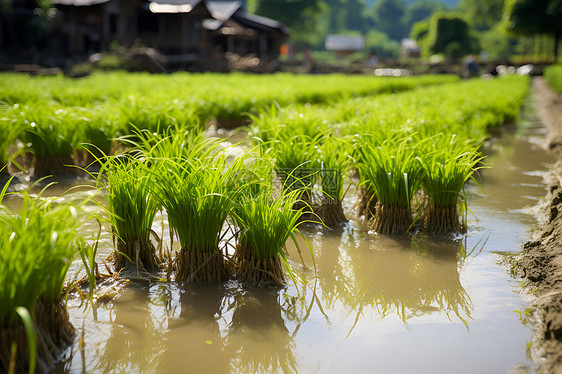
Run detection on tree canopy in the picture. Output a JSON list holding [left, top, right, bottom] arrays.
[[504, 0, 562, 57]]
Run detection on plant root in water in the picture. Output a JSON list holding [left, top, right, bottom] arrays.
[[114, 236, 159, 274], [317, 199, 348, 228], [424, 204, 462, 233], [358, 186, 377, 223], [235, 244, 285, 287], [176, 248, 229, 283], [0, 302, 75, 373], [371, 203, 412, 234]]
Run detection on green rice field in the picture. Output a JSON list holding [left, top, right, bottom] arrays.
[[0, 71, 543, 373]]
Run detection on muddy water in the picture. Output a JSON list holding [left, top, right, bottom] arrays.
[[51, 109, 553, 373]]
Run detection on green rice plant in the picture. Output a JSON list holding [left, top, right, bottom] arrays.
[[351, 130, 402, 223], [317, 135, 351, 227], [272, 135, 320, 209], [14, 106, 78, 176], [356, 138, 423, 234], [544, 64, 562, 93], [0, 118, 20, 174], [0, 185, 85, 372], [98, 156, 161, 272], [155, 155, 240, 283], [417, 135, 484, 232], [232, 188, 305, 286], [136, 125, 220, 162]]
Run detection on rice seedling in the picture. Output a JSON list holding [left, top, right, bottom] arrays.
[[417, 135, 484, 232], [545, 64, 562, 93], [317, 135, 351, 227], [155, 155, 240, 283], [271, 135, 320, 214], [229, 155, 305, 286], [0, 184, 87, 372], [98, 155, 161, 273], [13, 106, 78, 176], [356, 138, 423, 234], [0, 118, 20, 174], [232, 189, 305, 286]]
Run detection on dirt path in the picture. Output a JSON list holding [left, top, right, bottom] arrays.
[[519, 77, 562, 374]]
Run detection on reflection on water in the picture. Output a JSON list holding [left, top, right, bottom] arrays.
[[306, 231, 474, 327], [227, 289, 297, 374]]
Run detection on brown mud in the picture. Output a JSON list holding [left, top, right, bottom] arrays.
[[518, 77, 562, 374]]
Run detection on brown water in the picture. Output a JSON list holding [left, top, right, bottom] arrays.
[[31, 103, 551, 373]]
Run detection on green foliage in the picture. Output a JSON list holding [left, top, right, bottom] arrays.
[[233, 190, 303, 260], [417, 134, 484, 208], [372, 0, 408, 41], [459, 0, 504, 29], [504, 0, 562, 57], [479, 25, 517, 60], [99, 156, 161, 243], [0, 188, 84, 327], [156, 155, 239, 253], [364, 29, 402, 58], [356, 138, 423, 208], [545, 64, 562, 93], [410, 19, 430, 42], [272, 135, 320, 199], [319, 135, 351, 202], [424, 12, 480, 58]]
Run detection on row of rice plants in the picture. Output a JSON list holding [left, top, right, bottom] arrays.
[[0, 73, 457, 176], [96, 128, 307, 287], [0, 184, 95, 372], [249, 76, 529, 234]]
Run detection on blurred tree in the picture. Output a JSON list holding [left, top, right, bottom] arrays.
[[424, 12, 480, 59], [364, 28, 402, 57], [255, 0, 321, 41], [504, 0, 562, 59], [372, 0, 407, 40], [458, 0, 504, 30], [479, 25, 517, 60], [403, 0, 447, 31], [410, 19, 430, 41]]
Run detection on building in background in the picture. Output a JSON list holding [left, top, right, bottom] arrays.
[[0, 0, 289, 70]]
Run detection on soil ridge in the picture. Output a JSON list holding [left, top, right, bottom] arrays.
[[519, 77, 562, 374]]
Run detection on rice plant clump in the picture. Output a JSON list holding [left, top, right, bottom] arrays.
[[157, 156, 238, 283], [419, 137, 484, 232], [272, 135, 319, 216], [233, 188, 304, 287], [356, 139, 423, 234], [99, 156, 161, 273], [0, 189, 85, 372], [317, 136, 350, 227]]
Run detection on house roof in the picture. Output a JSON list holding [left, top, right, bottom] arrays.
[[52, 0, 109, 6], [234, 10, 288, 34], [206, 1, 241, 21]]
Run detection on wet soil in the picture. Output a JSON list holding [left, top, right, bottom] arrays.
[[518, 77, 562, 374]]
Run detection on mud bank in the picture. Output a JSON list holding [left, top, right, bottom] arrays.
[[519, 77, 562, 374]]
